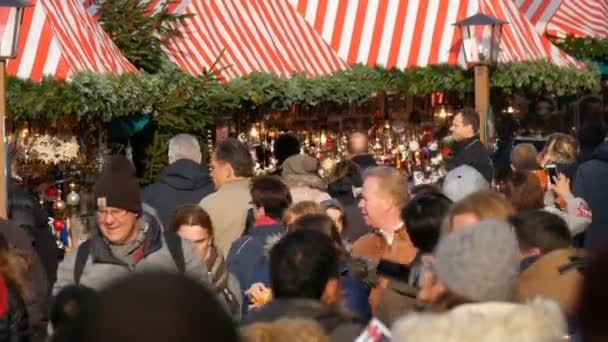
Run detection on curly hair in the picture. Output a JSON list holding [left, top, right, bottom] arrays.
[[0, 233, 30, 299]]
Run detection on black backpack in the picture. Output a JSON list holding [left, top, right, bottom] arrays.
[[73, 230, 185, 285]]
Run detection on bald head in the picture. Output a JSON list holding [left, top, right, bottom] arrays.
[[511, 143, 540, 171], [349, 132, 369, 155]]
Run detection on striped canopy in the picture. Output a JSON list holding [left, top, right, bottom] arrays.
[[291, 0, 578, 69], [151, 0, 346, 80], [515, 0, 608, 38], [4, 0, 136, 81]]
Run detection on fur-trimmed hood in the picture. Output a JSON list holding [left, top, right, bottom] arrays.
[[392, 299, 567, 342]]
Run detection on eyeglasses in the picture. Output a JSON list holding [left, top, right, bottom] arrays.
[[96, 208, 128, 219]]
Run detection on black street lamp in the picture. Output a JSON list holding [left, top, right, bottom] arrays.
[[454, 13, 507, 143]]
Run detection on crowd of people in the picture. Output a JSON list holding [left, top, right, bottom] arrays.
[[0, 108, 607, 341]]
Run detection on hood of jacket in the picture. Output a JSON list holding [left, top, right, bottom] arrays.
[[592, 141, 608, 162], [514, 248, 585, 316], [392, 298, 566, 342], [160, 159, 213, 191], [243, 298, 359, 332]]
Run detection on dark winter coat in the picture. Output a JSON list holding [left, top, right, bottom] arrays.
[[351, 154, 378, 171], [445, 135, 494, 183], [142, 159, 214, 228], [7, 178, 59, 288], [0, 276, 29, 342], [0, 220, 48, 340], [242, 298, 363, 341], [226, 220, 283, 291], [574, 142, 608, 251], [327, 179, 370, 243]]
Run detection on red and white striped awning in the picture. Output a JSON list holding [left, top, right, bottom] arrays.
[[291, 0, 578, 68], [150, 0, 346, 80], [4, 0, 136, 81], [515, 0, 608, 38]]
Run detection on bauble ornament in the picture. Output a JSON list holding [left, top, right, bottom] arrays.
[[67, 191, 80, 206], [53, 219, 65, 232]]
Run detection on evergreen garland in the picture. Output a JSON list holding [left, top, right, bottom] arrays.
[[6, 60, 600, 182]]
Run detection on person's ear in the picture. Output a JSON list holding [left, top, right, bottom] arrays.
[[253, 206, 266, 220], [519, 247, 541, 260], [321, 278, 341, 306]]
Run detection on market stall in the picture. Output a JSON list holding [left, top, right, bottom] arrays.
[[3, 0, 137, 251]]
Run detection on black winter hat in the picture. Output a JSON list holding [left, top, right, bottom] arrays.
[[93, 156, 141, 214]]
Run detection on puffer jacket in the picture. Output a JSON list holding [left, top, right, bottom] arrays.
[[0, 275, 29, 342], [392, 299, 566, 342], [52, 211, 209, 295]]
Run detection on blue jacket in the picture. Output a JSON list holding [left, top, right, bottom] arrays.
[[226, 221, 283, 290], [574, 142, 608, 251]]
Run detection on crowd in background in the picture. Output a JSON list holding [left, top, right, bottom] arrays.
[[0, 107, 607, 341]]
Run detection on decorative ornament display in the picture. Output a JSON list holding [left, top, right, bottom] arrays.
[[23, 135, 80, 165]]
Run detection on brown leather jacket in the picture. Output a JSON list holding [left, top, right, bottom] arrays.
[[351, 228, 417, 312]]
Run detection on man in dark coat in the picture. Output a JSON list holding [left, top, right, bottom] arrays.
[[142, 134, 214, 228], [7, 177, 59, 288], [445, 108, 494, 183], [348, 132, 378, 170], [574, 140, 608, 252]]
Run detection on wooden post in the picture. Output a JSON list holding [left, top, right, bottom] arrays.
[[0, 60, 7, 219], [474, 64, 490, 144]]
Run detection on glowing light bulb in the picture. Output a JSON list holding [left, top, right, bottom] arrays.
[[250, 126, 259, 138]]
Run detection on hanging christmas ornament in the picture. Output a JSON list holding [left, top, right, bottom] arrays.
[[46, 186, 58, 199], [67, 191, 80, 206], [428, 140, 439, 152], [53, 191, 66, 212], [53, 199, 67, 212], [53, 219, 65, 232]]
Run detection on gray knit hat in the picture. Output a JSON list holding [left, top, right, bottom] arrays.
[[434, 219, 519, 302], [442, 165, 489, 202]]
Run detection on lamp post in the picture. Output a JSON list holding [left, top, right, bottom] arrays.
[[454, 13, 507, 143], [0, 0, 32, 218]]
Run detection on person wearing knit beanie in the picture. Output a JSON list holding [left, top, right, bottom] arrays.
[[418, 219, 520, 309], [93, 156, 142, 245]]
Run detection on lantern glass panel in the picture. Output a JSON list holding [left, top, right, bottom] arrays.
[[462, 24, 500, 64], [0, 6, 22, 59]]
